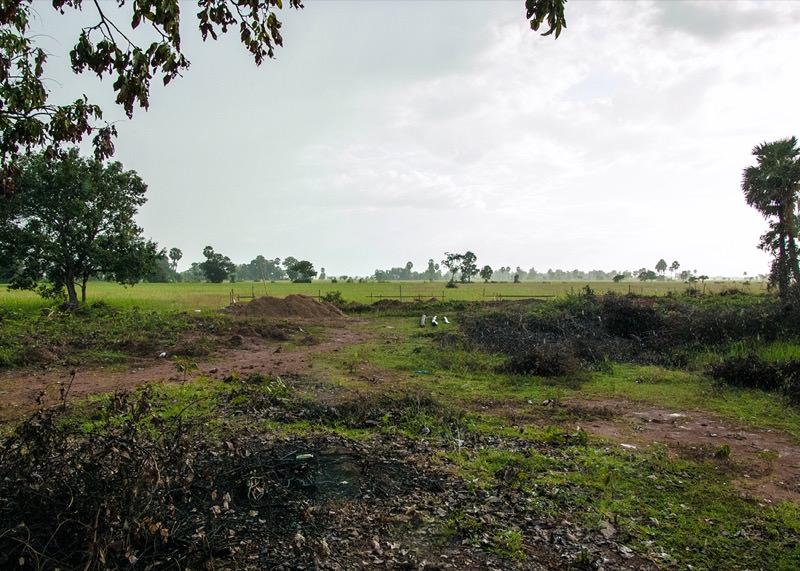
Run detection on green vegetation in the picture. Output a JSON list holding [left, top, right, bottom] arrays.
[[0, 278, 767, 312], [1, 287, 799, 570], [0, 149, 160, 305]]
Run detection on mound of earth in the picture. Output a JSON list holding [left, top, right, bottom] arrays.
[[222, 294, 347, 320]]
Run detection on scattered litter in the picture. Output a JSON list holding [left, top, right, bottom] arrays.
[[620, 443, 637, 449], [295, 453, 314, 460], [413, 370, 429, 375]]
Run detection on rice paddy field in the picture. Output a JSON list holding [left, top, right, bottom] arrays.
[[0, 278, 766, 312]]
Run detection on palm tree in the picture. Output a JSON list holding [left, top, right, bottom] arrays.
[[742, 137, 800, 300]]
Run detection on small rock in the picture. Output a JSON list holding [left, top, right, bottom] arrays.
[[600, 520, 616, 539]]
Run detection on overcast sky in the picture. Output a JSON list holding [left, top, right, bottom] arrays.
[[30, 0, 800, 278]]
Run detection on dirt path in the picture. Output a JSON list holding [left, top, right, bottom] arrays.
[[0, 322, 369, 421], [1, 317, 798, 506]]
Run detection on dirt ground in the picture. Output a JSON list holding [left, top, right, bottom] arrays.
[[1, 299, 799, 570], [2, 311, 797, 507]]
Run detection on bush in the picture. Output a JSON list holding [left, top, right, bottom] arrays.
[[462, 291, 800, 377], [500, 343, 583, 378], [708, 355, 800, 405], [321, 290, 345, 305]]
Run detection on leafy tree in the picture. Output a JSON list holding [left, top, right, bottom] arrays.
[[199, 246, 234, 283], [168, 247, 183, 272], [0, 258, 19, 283], [742, 137, 800, 300], [460, 251, 479, 283], [181, 262, 204, 283], [144, 251, 172, 283], [282, 256, 299, 280], [425, 258, 440, 281], [655, 258, 668, 277], [0, 148, 159, 305], [442, 252, 463, 284], [612, 274, 625, 283], [287, 259, 316, 283], [245, 256, 284, 281], [0, 1, 566, 195], [480, 265, 493, 283], [637, 268, 657, 282], [495, 266, 512, 281]]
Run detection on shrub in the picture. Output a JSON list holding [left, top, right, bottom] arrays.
[[708, 355, 800, 405], [500, 343, 583, 377]]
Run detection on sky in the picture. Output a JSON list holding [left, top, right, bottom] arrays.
[[28, 0, 800, 278]]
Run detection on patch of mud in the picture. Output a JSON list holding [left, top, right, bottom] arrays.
[[477, 396, 800, 505], [222, 294, 347, 320]]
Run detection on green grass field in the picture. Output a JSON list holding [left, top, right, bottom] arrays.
[[0, 278, 767, 312]]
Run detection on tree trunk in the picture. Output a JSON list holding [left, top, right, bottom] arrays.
[[784, 203, 800, 289], [65, 280, 79, 306], [776, 207, 800, 300]]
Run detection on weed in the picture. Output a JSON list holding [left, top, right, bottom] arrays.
[[173, 356, 199, 382], [489, 529, 525, 560]]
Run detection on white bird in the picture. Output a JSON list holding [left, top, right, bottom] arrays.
[[420, 314, 427, 327], [431, 315, 438, 326], [442, 315, 450, 324]]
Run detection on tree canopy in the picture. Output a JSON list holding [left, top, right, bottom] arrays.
[[0, 148, 159, 304], [0, 1, 567, 196], [742, 137, 800, 300], [460, 251, 479, 283], [441, 252, 464, 284], [286, 259, 317, 283], [199, 246, 235, 283]]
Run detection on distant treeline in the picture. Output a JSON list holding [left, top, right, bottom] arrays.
[[372, 262, 624, 282]]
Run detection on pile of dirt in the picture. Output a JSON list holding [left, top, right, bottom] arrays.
[[222, 294, 347, 320]]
